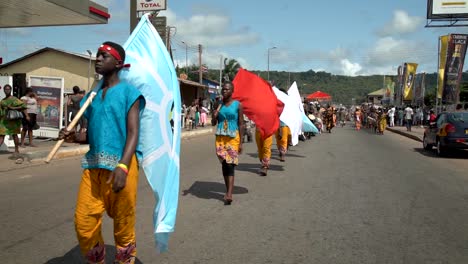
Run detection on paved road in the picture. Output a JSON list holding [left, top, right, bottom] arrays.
[[1, 125, 468, 264]]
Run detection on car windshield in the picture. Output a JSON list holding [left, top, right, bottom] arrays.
[[450, 112, 468, 123]]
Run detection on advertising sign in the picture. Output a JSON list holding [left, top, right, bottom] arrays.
[[383, 76, 395, 104], [136, 0, 167, 11], [431, 0, 468, 16], [403, 63, 418, 101], [443, 34, 468, 103], [0, 76, 14, 149], [29, 76, 64, 138], [395, 65, 404, 106], [413, 73, 426, 106], [438, 35, 449, 99]]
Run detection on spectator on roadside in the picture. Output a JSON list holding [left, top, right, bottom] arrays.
[[387, 106, 395, 127], [0, 84, 28, 162], [20, 88, 38, 147], [397, 107, 404, 126], [429, 110, 437, 124], [189, 102, 197, 130], [455, 103, 463, 112], [404, 105, 414, 132], [67, 86, 85, 131]]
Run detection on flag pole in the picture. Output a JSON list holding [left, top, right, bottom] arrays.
[[45, 92, 97, 163]]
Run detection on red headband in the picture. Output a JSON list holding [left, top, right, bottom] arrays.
[[98, 44, 131, 68], [99, 44, 122, 61]]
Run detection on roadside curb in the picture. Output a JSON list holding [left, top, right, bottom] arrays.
[[28, 128, 213, 163], [387, 127, 423, 142], [28, 145, 90, 163]]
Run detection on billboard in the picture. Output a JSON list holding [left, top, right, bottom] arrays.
[[438, 35, 449, 99], [136, 0, 167, 11], [29, 76, 64, 138], [383, 76, 395, 104], [413, 73, 426, 106], [395, 65, 404, 106], [403, 63, 418, 101], [442, 34, 468, 103], [428, 0, 468, 19]]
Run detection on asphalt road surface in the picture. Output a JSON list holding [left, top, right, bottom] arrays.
[[1, 125, 468, 264]]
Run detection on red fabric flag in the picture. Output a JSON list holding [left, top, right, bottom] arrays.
[[232, 68, 284, 139]]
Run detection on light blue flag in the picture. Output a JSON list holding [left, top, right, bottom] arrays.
[[119, 13, 181, 253], [302, 114, 319, 133]]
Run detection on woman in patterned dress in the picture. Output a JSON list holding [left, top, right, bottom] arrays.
[[212, 82, 244, 205], [0, 84, 28, 159]]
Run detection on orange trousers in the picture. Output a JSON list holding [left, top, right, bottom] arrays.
[[255, 129, 273, 168], [74, 155, 139, 263], [275, 126, 290, 155]]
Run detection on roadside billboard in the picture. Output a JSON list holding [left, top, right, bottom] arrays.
[[29, 76, 64, 138], [442, 34, 468, 104], [428, 0, 468, 18]]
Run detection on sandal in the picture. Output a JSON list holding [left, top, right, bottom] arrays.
[[259, 166, 268, 176], [224, 195, 232, 205]]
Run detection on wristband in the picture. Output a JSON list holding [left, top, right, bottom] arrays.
[[116, 163, 129, 174]]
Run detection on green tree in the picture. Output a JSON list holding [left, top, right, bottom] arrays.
[[223, 58, 241, 82], [460, 82, 468, 102]]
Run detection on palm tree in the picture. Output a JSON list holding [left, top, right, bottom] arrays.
[[223, 58, 241, 82]]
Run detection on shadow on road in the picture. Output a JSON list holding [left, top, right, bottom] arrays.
[[413, 147, 468, 159], [236, 162, 284, 174], [182, 181, 249, 202], [44, 245, 144, 264]]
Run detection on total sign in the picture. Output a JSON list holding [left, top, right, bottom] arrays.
[[137, 0, 167, 11]]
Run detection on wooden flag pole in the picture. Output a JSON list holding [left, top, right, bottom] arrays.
[[45, 92, 97, 163]]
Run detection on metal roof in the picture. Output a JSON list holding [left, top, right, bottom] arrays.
[[179, 78, 207, 88], [0, 0, 109, 28], [0, 47, 95, 69]]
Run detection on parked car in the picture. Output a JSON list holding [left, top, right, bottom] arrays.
[[423, 111, 468, 156]]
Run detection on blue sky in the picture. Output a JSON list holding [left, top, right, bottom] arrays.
[[1, 0, 468, 76]]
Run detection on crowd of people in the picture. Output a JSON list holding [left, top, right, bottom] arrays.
[[182, 97, 211, 130]]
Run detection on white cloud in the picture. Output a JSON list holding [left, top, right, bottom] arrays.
[[364, 37, 432, 68], [378, 10, 424, 36], [340, 59, 362, 76], [161, 9, 260, 47]]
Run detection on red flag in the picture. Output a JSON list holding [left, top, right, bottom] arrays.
[[232, 68, 283, 139]]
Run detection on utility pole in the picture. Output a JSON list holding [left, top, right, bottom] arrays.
[[182, 41, 188, 74], [165, 26, 170, 51], [198, 44, 203, 84], [130, 0, 137, 33]]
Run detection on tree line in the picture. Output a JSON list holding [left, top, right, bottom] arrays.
[[176, 58, 468, 106]]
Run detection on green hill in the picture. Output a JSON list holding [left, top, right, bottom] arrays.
[[202, 68, 468, 105]]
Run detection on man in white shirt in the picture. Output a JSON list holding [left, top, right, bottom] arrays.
[[387, 106, 395, 127], [404, 105, 414, 132]]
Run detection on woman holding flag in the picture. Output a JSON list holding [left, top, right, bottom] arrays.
[[212, 82, 244, 205]]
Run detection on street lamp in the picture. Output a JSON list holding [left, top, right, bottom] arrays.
[[181, 41, 188, 73], [86, 50, 92, 90], [267, 46, 277, 82]]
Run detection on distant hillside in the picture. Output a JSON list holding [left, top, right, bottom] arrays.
[[203, 69, 468, 105]]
